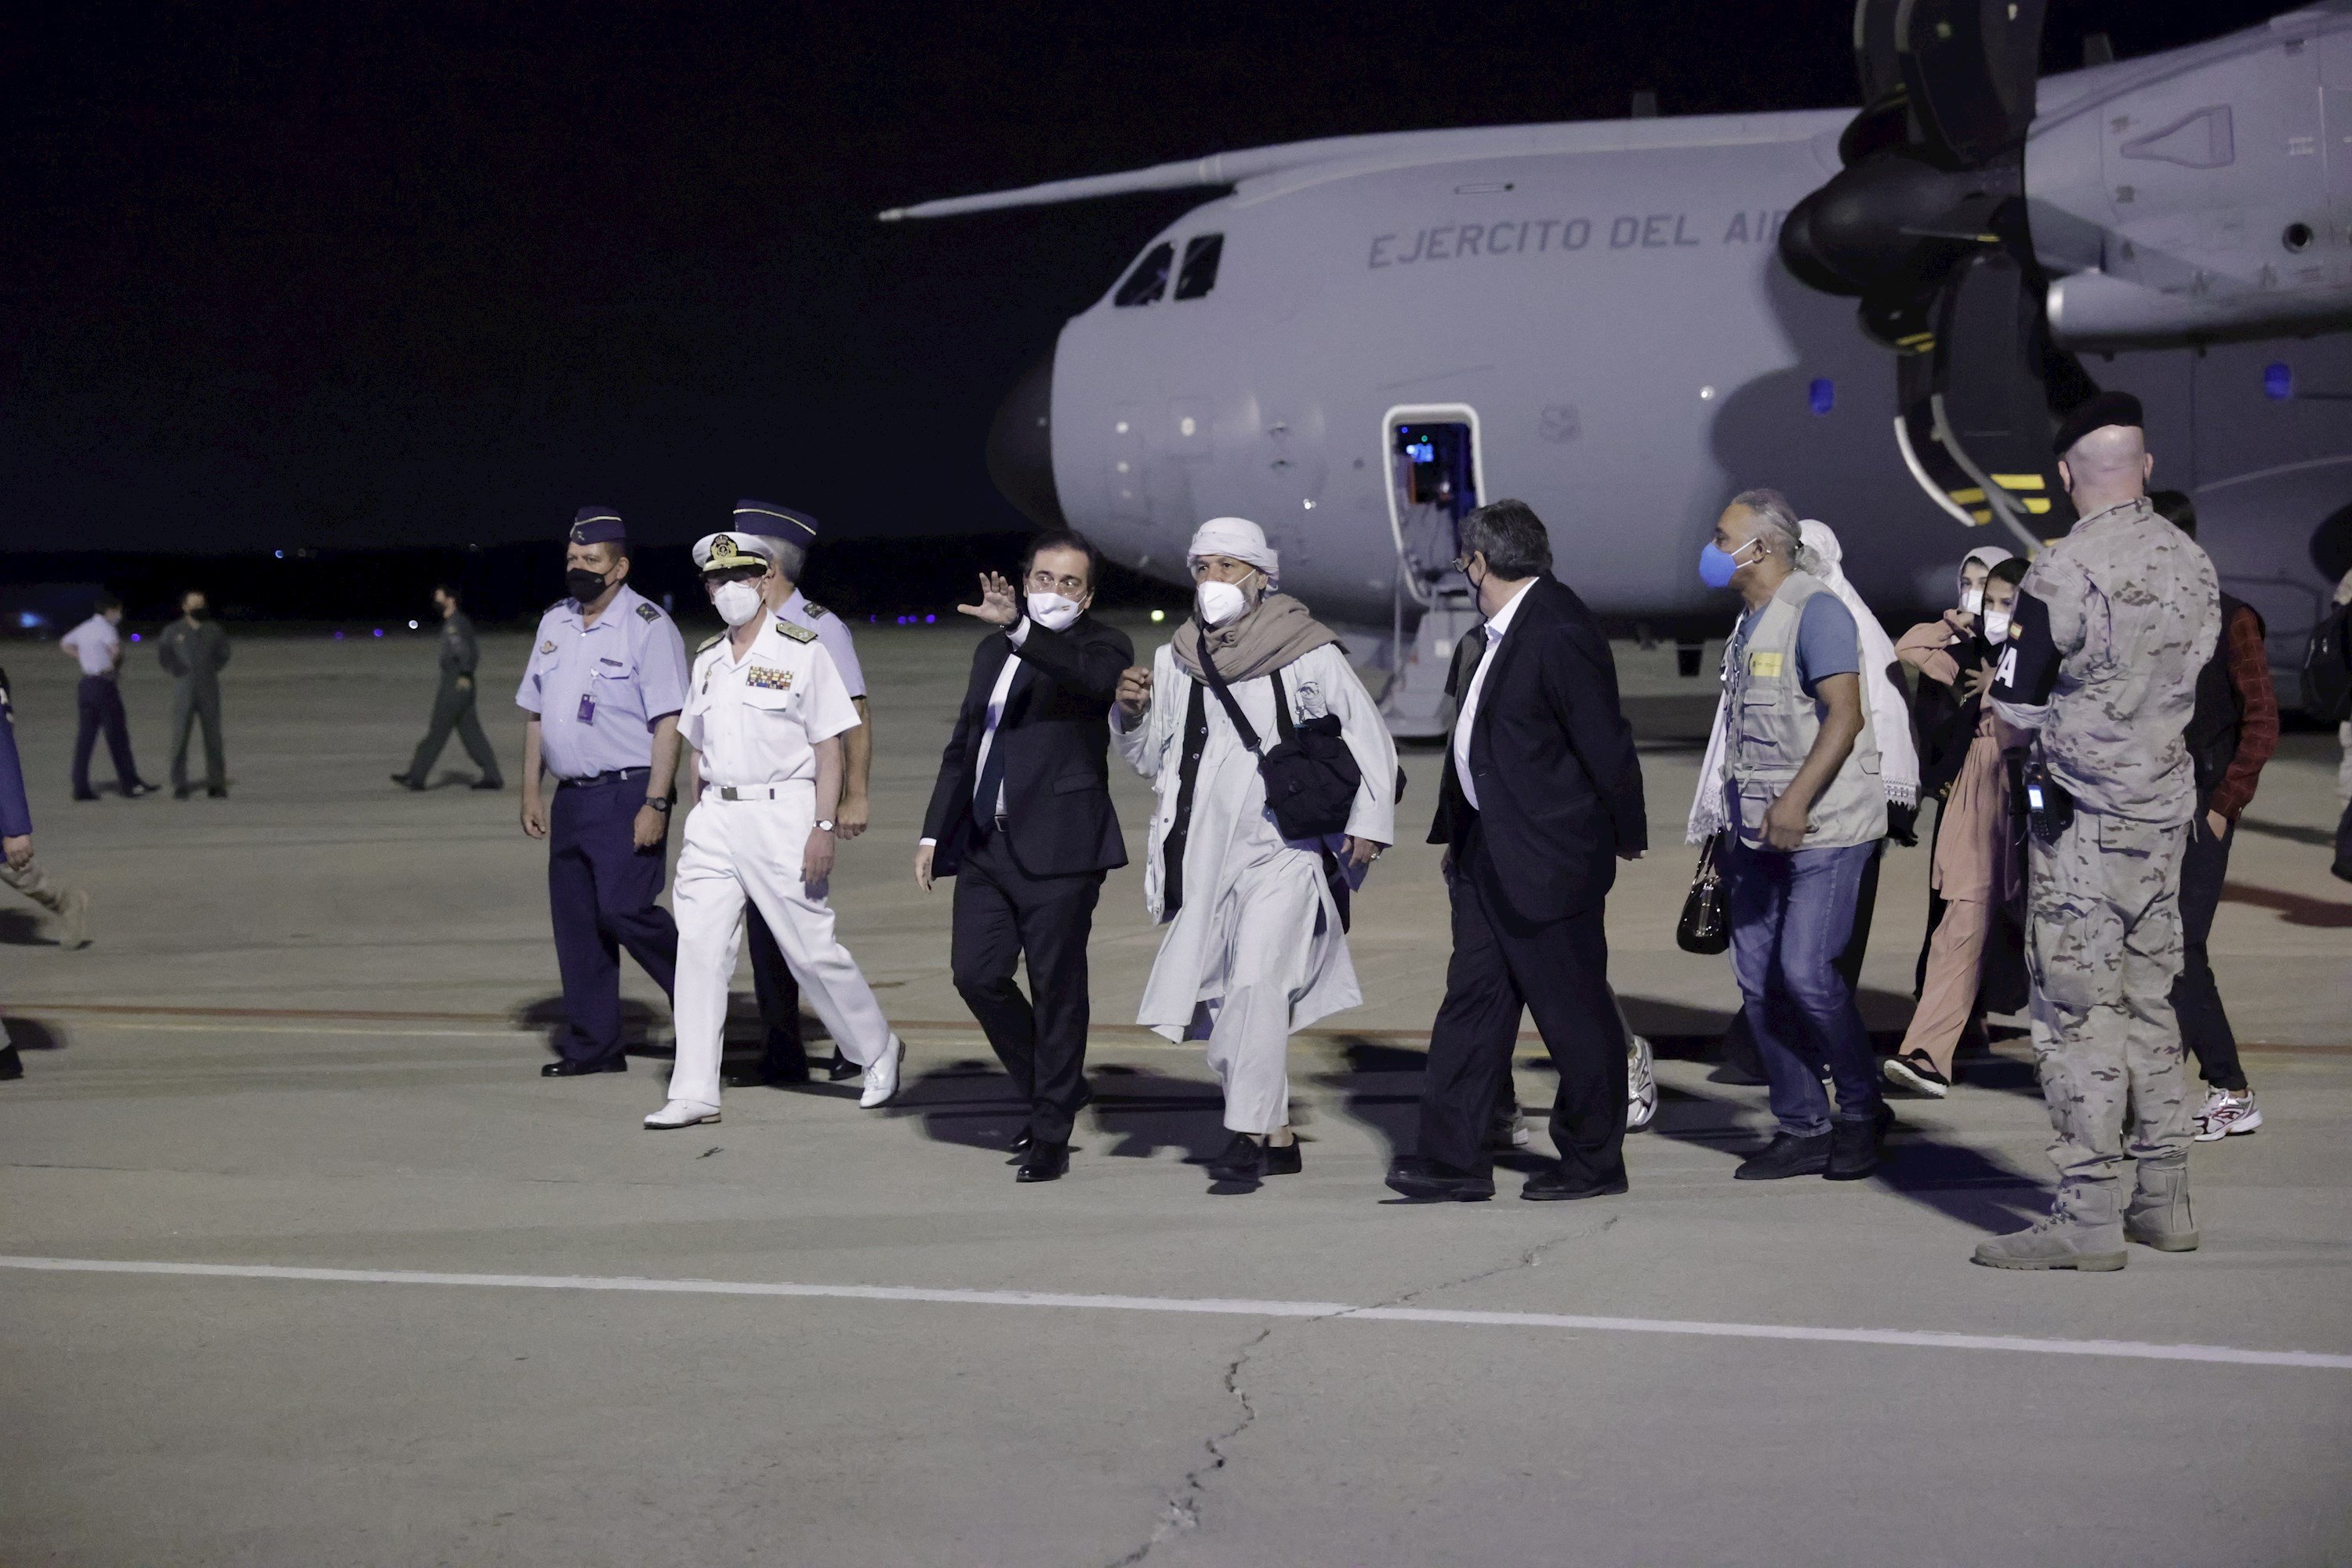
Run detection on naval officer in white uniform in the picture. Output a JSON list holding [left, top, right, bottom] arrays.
[[645, 530, 905, 1129]]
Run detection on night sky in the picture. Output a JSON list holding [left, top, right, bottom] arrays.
[[1, 1, 2290, 554]]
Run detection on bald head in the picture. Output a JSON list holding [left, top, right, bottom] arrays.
[[2057, 423, 2153, 517]]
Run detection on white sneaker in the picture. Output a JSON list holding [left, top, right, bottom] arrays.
[[859, 1036, 906, 1109], [643, 1098, 720, 1130], [2192, 1087, 2261, 1142], [1627, 1033, 1658, 1131]]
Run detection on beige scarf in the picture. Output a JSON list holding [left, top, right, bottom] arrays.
[[1171, 592, 1338, 682]]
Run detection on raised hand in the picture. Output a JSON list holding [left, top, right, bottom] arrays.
[[1116, 665, 1153, 719], [956, 571, 1021, 626]]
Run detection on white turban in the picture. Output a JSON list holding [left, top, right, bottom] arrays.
[[1187, 516, 1279, 582]]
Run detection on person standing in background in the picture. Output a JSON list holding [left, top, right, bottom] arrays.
[[2157, 495, 2279, 1142], [517, 509, 690, 1079], [2333, 566, 2352, 883], [60, 592, 152, 801], [158, 590, 231, 799], [394, 584, 504, 791]]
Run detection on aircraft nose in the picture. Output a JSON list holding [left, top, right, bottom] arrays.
[[986, 344, 1064, 528]]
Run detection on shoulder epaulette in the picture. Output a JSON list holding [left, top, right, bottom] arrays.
[[775, 619, 818, 644], [697, 633, 725, 654], [637, 601, 662, 622], [803, 600, 832, 619]]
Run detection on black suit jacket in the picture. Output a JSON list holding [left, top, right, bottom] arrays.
[[922, 613, 1134, 879], [1428, 576, 1646, 922]]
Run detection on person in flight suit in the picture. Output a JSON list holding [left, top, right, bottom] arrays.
[[157, 590, 232, 798], [646, 530, 903, 1129], [516, 508, 691, 1078], [916, 530, 1133, 1183], [1979, 392, 2221, 1271], [394, 583, 504, 790], [722, 501, 873, 1090]]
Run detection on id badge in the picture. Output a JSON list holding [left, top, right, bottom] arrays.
[[577, 693, 596, 724]]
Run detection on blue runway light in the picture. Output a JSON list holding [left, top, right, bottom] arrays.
[[2265, 363, 2293, 401], [1809, 377, 1835, 416], [274, 550, 284, 559], [372, 628, 383, 638], [129, 632, 141, 642], [925, 614, 936, 624]]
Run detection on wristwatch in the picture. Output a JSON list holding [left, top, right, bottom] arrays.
[[815, 818, 837, 833], [644, 796, 672, 814]]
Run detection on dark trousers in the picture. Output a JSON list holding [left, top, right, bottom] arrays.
[[169, 683, 226, 793], [1724, 837, 1882, 1076], [951, 829, 1103, 1144], [746, 905, 808, 1076], [1419, 829, 1628, 1181], [547, 779, 677, 1063], [2171, 814, 2245, 1091], [71, 676, 140, 795], [407, 677, 502, 785], [2335, 794, 2352, 880]]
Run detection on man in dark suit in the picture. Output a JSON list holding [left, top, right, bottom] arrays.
[[1388, 499, 1648, 1202], [918, 529, 1132, 1183]]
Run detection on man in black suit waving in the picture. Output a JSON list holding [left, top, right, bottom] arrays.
[[1388, 499, 1648, 1202], [918, 530, 1133, 1182]]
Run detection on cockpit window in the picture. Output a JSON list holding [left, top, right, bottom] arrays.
[[1114, 242, 1174, 307], [1174, 234, 1224, 299]]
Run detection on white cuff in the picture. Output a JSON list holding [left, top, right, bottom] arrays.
[[1007, 619, 1031, 649], [919, 837, 937, 846]]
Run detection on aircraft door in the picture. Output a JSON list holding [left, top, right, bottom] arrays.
[[1379, 405, 1486, 739]]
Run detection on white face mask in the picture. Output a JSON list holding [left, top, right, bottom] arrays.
[[1025, 591, 1083, 631], [1196, 577, 1250, 627], [712, 579, 765, 627], [1959, 584, 1985, 615], [1984, 607, 2014, 644]]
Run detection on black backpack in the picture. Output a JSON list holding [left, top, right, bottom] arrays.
[[2306, 601, 2352, 724]]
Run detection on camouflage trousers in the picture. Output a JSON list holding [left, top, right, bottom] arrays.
[[2024, 809, 2192, 1225]]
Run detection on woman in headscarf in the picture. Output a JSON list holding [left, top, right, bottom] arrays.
[[1113, 517, 1397, 1186], [1883, 549, 2029, 1096]]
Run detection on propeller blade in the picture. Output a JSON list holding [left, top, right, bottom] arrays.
[[1907, 250, 2082, 548], [1893, 0, 2049, 168]]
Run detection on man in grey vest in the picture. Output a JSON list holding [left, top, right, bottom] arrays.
[[1979, 393, 2220, 1271], [1703, 488, 1892, 1183]]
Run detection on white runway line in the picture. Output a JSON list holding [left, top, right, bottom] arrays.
[[5, 1255, 2348, 1370]]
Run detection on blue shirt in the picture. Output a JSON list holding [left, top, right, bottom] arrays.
[[1733, 592, 1859, 699], [775, 587, 865, 699], [515, 584, 691, 779]]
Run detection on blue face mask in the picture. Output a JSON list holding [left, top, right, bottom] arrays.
[[1698, 538, 1756, 590]]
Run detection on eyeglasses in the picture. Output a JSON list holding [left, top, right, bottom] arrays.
[[1025, 568, 1088, 595]]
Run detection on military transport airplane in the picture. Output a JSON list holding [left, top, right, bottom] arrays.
[[884, 2, 2352, 734]]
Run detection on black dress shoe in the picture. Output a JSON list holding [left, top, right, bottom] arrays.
[[1264, 1140, 1302, 1176], [206, 787, 228, 798], [1522, 1167, 1629, 1201], [541, 1057, 627, 1077], [125, 782, 158, 798], [390, 773, 423, 790], [822, 1050, 861, 1082], [1734, 1131, 1831, 1181], [1385, 1156, 1496, 1202], [0, 1043, 23, 1081], [1016, 1141, 1070, 1182], [172, 786, 194, 800], [1826, 1107, 1893, 1181], [1008, 1130, 1035, 1155], [472, 779, 504, 790], [72, 792, 100, 803], [1205, 1131, 1269, 1182]]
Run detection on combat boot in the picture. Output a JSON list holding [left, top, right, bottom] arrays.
[[1972, 1212, 2127, 1272], [2123, 1160, 2199, 1252]]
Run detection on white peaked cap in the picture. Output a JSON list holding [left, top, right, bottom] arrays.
[[1187, 516, 1279, 579]]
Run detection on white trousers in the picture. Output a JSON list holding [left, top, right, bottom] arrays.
[[668, 787, 894, 1107], [1198, 854, 1325, 1134]]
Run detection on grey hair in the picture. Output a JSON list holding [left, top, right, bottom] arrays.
[[1457, 498, 1553, 579], [1728, 488, 1820, 572], [759, 536, 808, 583]]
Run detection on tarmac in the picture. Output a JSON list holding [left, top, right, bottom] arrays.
[[3, 616, 2349, 1566]]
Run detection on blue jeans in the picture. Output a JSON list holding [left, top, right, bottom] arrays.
[[1727, 837, 1885, 1137]]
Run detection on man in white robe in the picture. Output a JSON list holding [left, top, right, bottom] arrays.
[[1114, 517, 1396, 1185]]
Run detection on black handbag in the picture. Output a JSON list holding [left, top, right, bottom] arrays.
[[1195, 646, 1361, 840], [2305, 600, 2352, 724], [1676, 831, 1731, 955]]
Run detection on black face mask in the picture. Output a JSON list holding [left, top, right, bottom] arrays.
[[566, 568, 610, 604]]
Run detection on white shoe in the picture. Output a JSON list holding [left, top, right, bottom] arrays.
[[644, 1098, 720, 1130], [1627, 1033, 1658, 1131], [859, 1036, 906, 1109], [2192, 1087, 2261, 1142]]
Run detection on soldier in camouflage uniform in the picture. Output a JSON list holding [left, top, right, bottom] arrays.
[[1980, 392, 2220, 1271]]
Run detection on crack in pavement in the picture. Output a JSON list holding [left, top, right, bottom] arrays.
[[1103, 1214, 1618, 1566]]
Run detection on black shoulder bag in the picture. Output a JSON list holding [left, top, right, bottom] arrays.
[[1194, 647, 1360, 840], [1675, 831, 1731, 954]]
